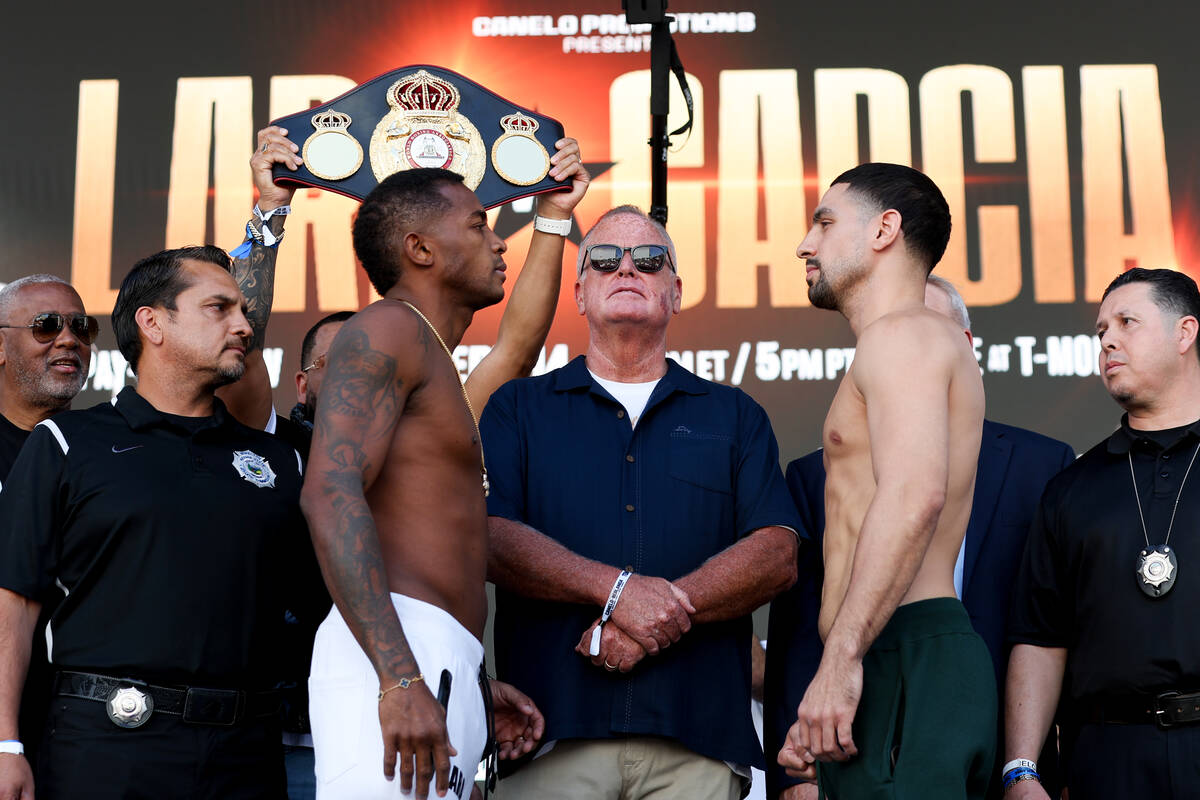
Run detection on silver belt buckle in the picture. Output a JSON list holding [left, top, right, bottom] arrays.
[[106, 685, 154, 729]]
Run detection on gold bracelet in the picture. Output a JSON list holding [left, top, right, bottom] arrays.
[[378, 673, 424, 701]]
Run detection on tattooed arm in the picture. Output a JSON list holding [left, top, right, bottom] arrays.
[[217, 125, 301, 428], [300, 307, 455, 798], [463, 138, 590, 413]]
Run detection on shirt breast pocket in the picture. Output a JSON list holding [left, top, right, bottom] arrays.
[[668, 432, 734, 494]]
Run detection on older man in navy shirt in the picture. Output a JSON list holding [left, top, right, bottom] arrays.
[[482, 204, 803, 800]]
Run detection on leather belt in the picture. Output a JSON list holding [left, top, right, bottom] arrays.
[[54, 670, 281, 727], [1081, 690, 1200, 729]]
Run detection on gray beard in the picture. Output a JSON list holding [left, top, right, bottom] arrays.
[[11, 359, 84, 407]]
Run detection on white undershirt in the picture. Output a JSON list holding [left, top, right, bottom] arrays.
[[589, 371, 661, 428]]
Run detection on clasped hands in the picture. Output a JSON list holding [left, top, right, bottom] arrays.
[[573, 574, 696, 673]]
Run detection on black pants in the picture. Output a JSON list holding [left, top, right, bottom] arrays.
[[1067, 722, 1200, 800], [38, 695, 286, 800]]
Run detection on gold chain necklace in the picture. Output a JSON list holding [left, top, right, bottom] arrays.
[[399, 300, 489, 497]]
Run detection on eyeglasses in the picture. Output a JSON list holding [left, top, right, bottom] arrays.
[[585, 244, 675, 274], [301, 352, 327, 373], [0, 312, 100, 345]]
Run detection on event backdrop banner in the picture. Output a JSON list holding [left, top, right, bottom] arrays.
[[3, 0, 1198, 458]]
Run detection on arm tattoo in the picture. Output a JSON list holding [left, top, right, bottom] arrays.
[[229, 215, 284, 353], [310, 328, 417, 678]]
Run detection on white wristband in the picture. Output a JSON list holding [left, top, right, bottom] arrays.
[[589, 569, 632, 656], [254, 203, 292, 221], [533, 215, 572, 237], [1002, 758, 1037, 774], [0, 740, 23, 756]]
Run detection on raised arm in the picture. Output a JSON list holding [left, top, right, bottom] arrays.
[[299, 311, 454, 796], [217, 125, 301, 428], [463, 139, 590, 412]]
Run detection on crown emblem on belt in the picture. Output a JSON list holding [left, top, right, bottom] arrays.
[[499, 112, 539, 134], [388, 70, 462, 115], [312, 109, 352, 130], [370, 70, 485, 189]]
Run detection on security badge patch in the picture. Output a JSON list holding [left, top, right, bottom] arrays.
[[232, 450, 277, 488]]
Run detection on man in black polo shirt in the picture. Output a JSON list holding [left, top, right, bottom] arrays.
[[1006, 268, 1200, 799], [0, 246, 305, 799], [0, 273, 98, 779]]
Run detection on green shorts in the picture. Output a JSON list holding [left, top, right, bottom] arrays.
[[818, 597, 997, 800]]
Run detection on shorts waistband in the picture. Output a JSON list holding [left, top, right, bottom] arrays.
[[871, 597, 974, 650], [387, 593, 485, 667]]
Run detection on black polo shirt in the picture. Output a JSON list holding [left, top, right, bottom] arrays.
[[1010, 415, 1200, 703], [0, 412, 29, 487], [0, 386, 305, 689]]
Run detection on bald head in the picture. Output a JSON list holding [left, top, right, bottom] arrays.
[[924, 275, 971, 333]]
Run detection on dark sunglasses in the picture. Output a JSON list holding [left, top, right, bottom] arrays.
[[0, 312, 100, 345], [585, 244, 675, 274]]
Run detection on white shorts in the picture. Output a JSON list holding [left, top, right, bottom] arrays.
[[309, 594, 487, 800]]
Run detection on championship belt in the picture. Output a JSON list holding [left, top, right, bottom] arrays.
[[269, 65, 568, 209]]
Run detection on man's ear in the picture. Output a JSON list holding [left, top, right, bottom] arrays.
[[403, 231, 435, 268], [0, 332, 7, 367], [1177, 315, 1199, 356], [574, 276, 586, 316], [134, 306, 164, 348], [871, 208, 903, 252], [295, 370, 308, 404]]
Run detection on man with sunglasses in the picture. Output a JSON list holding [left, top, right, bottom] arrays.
[[481, 205, 802, 799], [0, 275, 97, 486]]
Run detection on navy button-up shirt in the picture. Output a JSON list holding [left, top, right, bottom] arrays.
[[482, 356, 804, 770]]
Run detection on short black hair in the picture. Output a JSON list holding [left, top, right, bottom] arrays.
[[1103, 268, 1200, 362], [300, 310, 355, 369], [352, 168, 466, 295], [113, 245, 231, 373], [831, 163, 952, 273]]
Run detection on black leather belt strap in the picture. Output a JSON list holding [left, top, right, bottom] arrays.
[[1082, 690, 1200, 729], [54, 670, 281, 726]]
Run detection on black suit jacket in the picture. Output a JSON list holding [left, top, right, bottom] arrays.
[[763, 420, 1075, 797]]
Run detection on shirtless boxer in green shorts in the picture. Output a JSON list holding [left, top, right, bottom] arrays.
[[778, 163, 995, 799]]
